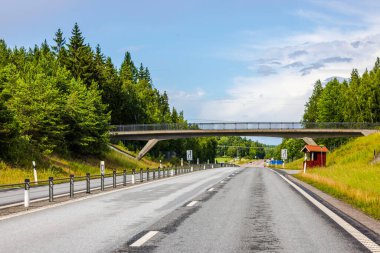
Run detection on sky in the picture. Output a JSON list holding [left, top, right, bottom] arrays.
[[1, 0, 380, 144]]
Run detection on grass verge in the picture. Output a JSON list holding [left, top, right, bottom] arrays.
[[294, 133, 380, 220], [0, 149, 161, 185]]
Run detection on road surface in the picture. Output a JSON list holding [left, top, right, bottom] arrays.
[[0, 167, 376, 252], [0, 168, 185, 207]]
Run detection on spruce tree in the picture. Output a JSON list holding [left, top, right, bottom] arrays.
[[120, 52, 137, 82], [303, 80, 323, 124], [52, 28, 66, 55]]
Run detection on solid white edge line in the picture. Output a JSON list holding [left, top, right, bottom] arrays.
[[130, 231, 159, 247], [187, 201, 198, 207], [273, 170, 380, 253]]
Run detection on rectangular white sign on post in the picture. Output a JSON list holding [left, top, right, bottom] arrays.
[[281, 149, 288, 160], [186, 150, 193, 161]]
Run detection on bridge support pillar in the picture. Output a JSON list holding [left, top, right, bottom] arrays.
[[302, 137, 317, 146], [137, 139, 160, 160]]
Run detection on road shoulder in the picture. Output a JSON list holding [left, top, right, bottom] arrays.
[[278, 170, 380, 241]]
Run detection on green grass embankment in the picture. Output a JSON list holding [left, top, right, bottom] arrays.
[[294, 133, 380, 220], [0, 149, 160, 185]]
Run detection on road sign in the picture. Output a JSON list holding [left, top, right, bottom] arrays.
[[281, 149, 288, 160], [186, 150, 193, 161]]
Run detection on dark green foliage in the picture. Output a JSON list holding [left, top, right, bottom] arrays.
[[303, 80, 323, 124], [216, 136, 268, 159]]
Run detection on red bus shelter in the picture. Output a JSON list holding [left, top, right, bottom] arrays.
[[301, 145, 329, 168]]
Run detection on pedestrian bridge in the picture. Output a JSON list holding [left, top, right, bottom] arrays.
[[110, 122, 379, 160]]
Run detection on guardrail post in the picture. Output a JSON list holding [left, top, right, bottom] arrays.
[[132, 169, 135, 184], [86, 173, 90, 193], [158, 168, 161, 179], [49, 177, 54, 202], [101, 174, 105, 191], [24, 179, 30, 208], [123, 170, 127, 186], [70, 174, 74, 198], [147, 168, 150, 181], [140, 168, 143, 182], [113, 170, 117, 188]]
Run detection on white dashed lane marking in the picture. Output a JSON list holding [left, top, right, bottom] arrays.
[[130, 231, 159, 247], [186, 201, 198, 207]]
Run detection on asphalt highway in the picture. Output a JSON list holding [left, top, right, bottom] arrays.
[[0, 169, 180, 207], [0, 167, 376, 252]]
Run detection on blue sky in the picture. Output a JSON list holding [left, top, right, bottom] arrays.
[[1, 0, 380, 144]]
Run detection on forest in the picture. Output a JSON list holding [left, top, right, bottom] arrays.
[[0, 23, 218, 166]]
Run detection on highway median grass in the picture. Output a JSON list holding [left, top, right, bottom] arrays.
[[293, 133, 380, 220]]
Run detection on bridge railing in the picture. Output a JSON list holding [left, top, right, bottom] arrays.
[[111, 122, 380, 132]]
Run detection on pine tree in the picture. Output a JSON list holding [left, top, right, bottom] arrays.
[[120, 52, 137, 82], [138, 63, 145, 81], [303, 80, 323, 124], [317, 78, 345, 122], [52, 28, 66, 55], [67, 23, 95, 85]]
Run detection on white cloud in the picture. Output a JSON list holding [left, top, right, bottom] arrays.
[[197, 2, 380, 123]]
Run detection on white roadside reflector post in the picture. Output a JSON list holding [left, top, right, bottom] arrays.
[[282, 160, 285, 169], [32, 161, 38, 184], [203, 165, 205, 170], [24, 179, 30, 208], [181, 158, 183, 167], [191, 166, 193, 172], [212, 164, 214, 169], [100, 161, 105, 175], [303, 153, 307, 173], [170, 169, 174, 176], [132, 169, 135, 184]]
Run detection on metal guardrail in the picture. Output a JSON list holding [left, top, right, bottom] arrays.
[[110, 122, 380, 132], [0, 163, 238, 208]]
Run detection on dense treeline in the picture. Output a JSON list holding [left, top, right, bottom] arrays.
[[0, 23, 216, 165], [216, 136, 269, 159], [303, 59, 380, 124], [273, 58, 380, 160]]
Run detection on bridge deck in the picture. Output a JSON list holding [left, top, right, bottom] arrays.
[[111, 129, 377, 141]]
